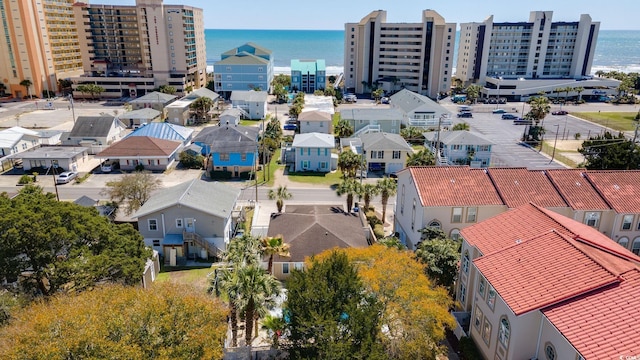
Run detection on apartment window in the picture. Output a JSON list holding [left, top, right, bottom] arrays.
[[474, 306, 483, 331], [462, 250, 470, 274], [482, 318, 492, 346], [632, 238, 640, 255], [618, 237, 629, 249], [450, 229, 460, 241], [241, 153, 247, 161], [400, 184, 405, 215], [622, 214, 634, 230], [584, 212, 600, 227], [176, 219, 183, 228], [152, 239, 160, 246], [545, 343, 556, 360], [452, 207, 463, 223], [219, 153, 229, 161], [428, 220, 441, 230], [282, 263, 289, 274], [459, 282, 466, 304], [487, 286, 496, 310], [498, 317, 510, 348], [478, 277, 486, 299], [226, 66, 231, 71], [148, 219, 158, 231], [467, 207, 477, 222]]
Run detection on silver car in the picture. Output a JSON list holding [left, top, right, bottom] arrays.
[[56, 171, 77, 184]]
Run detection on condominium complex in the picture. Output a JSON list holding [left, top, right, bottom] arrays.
[[344, 10, 455, 99], [71, 0, 207, 98], [456, 11, 608, 99], [213, 43, 274, 99], [0, 0, 84, 98], [290, 59, 326, 93]]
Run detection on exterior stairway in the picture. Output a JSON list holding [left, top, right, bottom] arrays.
[[183, 230, 224, 259], [353, 124, 381, 137]]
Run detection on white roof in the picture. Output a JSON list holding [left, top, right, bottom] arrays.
[[292, 132, 335, 148], [390, 89, 451, 116], [231, 90, 268, 102], [0, 127, 40, 148], [301, 94, 335, 115]]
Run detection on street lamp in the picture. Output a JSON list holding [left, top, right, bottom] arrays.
[[496, 76, 503, 109]]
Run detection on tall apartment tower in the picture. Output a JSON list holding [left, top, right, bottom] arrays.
[[72, 0, 206, 97], [344, 10, 455, 99], [456, 11, 599, 84], [0, 0, 84, 98]]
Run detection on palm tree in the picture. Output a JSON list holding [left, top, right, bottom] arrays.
[[19, 79, 32, 99], [261, 235, 290, 275], [465, 84, 482, 104], [372, 88, 384, 103], [336, 178, 361, 213], [527, 96, 551, 126], [234, 265, 280, 346], [377, 177, 397, 226], [406, 149, 435, 167], [563, 86, 574, 101], [189, 96, 214, 122], [261, 314, 285, 348], [337, 151, 363, 178], [268, 185, 292, 213], [334, 118, 354, 138], [574, 86, 585, 102], [359, 183, 380, 211], [452, 122, 470, 131]]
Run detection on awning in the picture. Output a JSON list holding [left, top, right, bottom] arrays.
[[163, 233, 184, 246]]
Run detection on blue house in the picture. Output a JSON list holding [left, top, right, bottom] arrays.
[[290, 59, 326, 93], [192, 125, 259, 177], [213, 43, 274, 99], [291, 132, 336, 173]]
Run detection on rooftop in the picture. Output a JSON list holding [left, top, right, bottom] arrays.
[[96, 136, 181, 157], [545, 169, 610, 210], [585, 170, 640, 213], [292, 132, 335, 148], [488, 168, 568, 208]]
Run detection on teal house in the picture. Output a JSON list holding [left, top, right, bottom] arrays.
[[213, 43, 274, 98], [290, 59, 326, 93]]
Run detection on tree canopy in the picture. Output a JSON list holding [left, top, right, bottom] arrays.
[[0, 284, 228, 359], [415, 228, 461, 291], [0, 186, 151, 297], [76, 84, 105, 99], [337, 150, 364, 178], [103, 171, 161, 215], [578, 131, 640, 170], [334, 118, 354, 138], [406, 149, 435, 167]]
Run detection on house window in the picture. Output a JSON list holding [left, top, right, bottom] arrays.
[[258, 67, 263, 72], [294, 262, 304, 270], [429, 220, 441, 229], [482, 318, 492, 346], [452, 207, 463, 223], [148, 219, 158, 231], [226, 66, 231, 71], [462, 250, 470, 274], [460, 282, 466, 304], [487, 286, 496, 310], [400, 184, 405, 215], [466, 207, 477, 222], [450, 228, 460, 241], [324, 148, 328, 156], [618, 237, 629, 249], [317, 148, 321, 156], [176, 219, 183, 228], [584, 212, 600, 227], [300, 148, 303, 155], [411, 199, 417, 230], [474, 306, 483, 331], [302, 160, 310, 169], [241, 153, 247, 161], [220, 153, 229, 161], [478, 276, 486, 299], [545, 342, 556, 360], [282, 263, 289, 274], [371, 150, 384, 159], [226, 75, 232, 80], [152, 239, 160, 246], [622, 214, 634, 230], [392, 151, 401, 159], [632, 237, 640, 255], [498, 317, 510, 348], [452, 144, 462, 150], [320, 162, 327, 169]]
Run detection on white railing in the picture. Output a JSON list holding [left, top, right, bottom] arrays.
[[354, 124, 381, 137]]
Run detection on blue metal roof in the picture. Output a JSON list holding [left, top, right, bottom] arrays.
[[126, 123, 193, 142], [163, 233, 184, 246]]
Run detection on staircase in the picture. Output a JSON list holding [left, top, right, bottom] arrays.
[[354, 124, 381, 137], [233, 105, 251, 119], [183, 230, 224, 259]]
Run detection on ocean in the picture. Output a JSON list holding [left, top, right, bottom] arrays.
[[205, 29, 640, 75]]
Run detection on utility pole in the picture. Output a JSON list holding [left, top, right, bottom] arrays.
[[69, 95, 76, 124], [435, 115, 443, 164], [262, 116, 266, 182], [550, 124, 560, 163], [51, 165, 60, 201], [255, 143, 259, 203], [627, 121, 640, 170]]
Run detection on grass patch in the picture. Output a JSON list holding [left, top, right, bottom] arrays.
[[254, 148, 281, 187], [539, 141, 581, 168], [239, 119, 261, 127], [332, 113, 341, 130], [571, 112, 638, 131], [411, 144, 426, 152], [155, 266, 213, 291], [288, 169, 344, 186], [244, 207, 254, 234]]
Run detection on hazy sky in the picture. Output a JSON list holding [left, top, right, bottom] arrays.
[[107, 0, 640, 30]]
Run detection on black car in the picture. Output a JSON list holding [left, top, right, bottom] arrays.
[[457, 112, 473, 118], [501, 114, 518, 120], [552, 110, 568, 115]]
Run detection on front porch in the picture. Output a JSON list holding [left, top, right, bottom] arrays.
[[162, 232, 224, 266]]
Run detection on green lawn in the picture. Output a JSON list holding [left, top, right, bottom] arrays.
[[155, 266, 213, 291], [571, 112, 639, 131], [254, 148, 281, 187], [239, 119, 261, 127], [287, 169, 344, 186]]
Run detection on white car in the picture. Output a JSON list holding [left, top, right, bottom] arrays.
[[56, 171, 77, 184], [101, 162, 112, 173]]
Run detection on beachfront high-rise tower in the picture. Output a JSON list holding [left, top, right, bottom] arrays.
[[344, 10, 455, 99], [0, 0, 84, 99]]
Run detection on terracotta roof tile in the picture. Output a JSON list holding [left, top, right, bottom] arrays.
[[96, 136, 181, 157], [488, 168, 567, 208], [542, 269, 640, 360], [585, 170, 640, 213], [409, 166, 503, 207], [474, 231, 620, 315], [545, 169, 610, 210]]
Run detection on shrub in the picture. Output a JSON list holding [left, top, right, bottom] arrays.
[[366, 212, 382, 227], [134, 164, 145, 172], [373, 224, 385, 240], [18, 175, 33, 185], [179, 151, 204, 169]]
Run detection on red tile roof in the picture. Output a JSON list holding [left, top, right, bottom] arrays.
[[96, 136, 181, 157], [409, 166, 503, 207], [488, 168, 567, 208], [542, 269, 640, 360], [474, 230, 621, 315], [585, 170, 640, 213], [545, 169, 610, 210]]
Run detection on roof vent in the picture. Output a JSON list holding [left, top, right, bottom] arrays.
[[613, 184, 620, 190], [450, 179, 455, 183], [575, 181, 581, 186], [515, 239, 522, 244]]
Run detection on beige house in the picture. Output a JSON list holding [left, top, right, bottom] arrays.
[[165, 87, 220, 126], [96, 136, 181, 172], [359, 132, 412, 174], [298, 111, 332, 134], [134, 179, 241, 265], [456, 203, 640, 360], [9, 146, 88, 172]]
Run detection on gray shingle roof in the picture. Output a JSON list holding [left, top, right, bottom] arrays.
[[389, 89, 451, 115], [298, 111, 332, 121], [360, 132, 412, 151], [129, 91, 178, 104], [118, 108, 162, 120], [133, 179, 240, 219], [216, 52, 270, 65], [70, 116, 126, 137], [339, 108, 404, 121], [230, 90, 268, 102], [292, 132, 335, 148], [222, 42, 272, 57], [183, 87, 220, 101], [192, 125, 259, 153]]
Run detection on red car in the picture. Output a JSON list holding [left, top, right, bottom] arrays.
[[552, 110, 568, 115]]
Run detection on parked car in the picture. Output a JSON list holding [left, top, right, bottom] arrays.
[[501, 114, 518, 120], [356, 169, 367, 179], [458, 105, 472, 113], [100, 162, 112, 173], [56, 171, 77, 184], [380, 97, 390, 104], [492, 108, 506, 114], [286, 119, 298, 125], [552, 110, 568, 115], [344, 94, 357, 103], [283, 123, 297, 131], [457, 112, 473, 118], [513, 118, 533, 125]]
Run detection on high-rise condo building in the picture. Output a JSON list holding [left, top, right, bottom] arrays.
[[0, 0, 84, 98], [344, 10, 455, 99], [455, 11, 613, 100], [71, 0, 207, 98]]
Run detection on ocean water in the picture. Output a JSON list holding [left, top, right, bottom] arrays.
[[205, 29, 640, 75]]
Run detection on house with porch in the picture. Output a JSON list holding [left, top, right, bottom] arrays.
[[118, 108, 162, 129], [219, 108, 243, 126], [62, 115, 128, 154], [455, 203, 640, 360], [389, 89, 452, 129], [96, 136, 182, 172], [360, 132, 412, 174], [230, 90, 268, 120], [165, 87, 221, 126], [338, 108, 403, 136], [424, 130, 494, 167], [291, 132, 335, 172], [266, 204, 371, 280], [213, 43, 274, 98], [192, 125, 259, 177], [134, 179, 241, 265]]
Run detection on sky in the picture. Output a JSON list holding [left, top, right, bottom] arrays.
[[106, 0, 640, 30]]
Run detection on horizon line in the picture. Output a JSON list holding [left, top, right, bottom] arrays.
[[205, 27, 638, 31]]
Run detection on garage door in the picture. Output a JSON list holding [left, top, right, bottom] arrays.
[[386, 163, 404, 174]]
